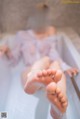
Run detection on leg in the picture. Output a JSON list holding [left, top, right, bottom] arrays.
[[46, 61, 68, 115], [22, 57, 57, 94], [21, 56, 50, 86]]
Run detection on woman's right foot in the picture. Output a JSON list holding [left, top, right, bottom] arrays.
[[23, 69, 62, 94], [46, 82, 68, 113]]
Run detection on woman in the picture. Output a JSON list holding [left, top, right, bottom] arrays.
[[0, 3, 78, 119]]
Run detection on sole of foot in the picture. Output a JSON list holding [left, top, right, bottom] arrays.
[[24, 69, 62, 94], [46, 82, 68, 113], [27, 69, 62, 85]]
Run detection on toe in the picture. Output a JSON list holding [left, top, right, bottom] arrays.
[[52, 69, 56, 73], [56, 87, 61, 94], [58, 92, 63, 99], [51, 69, 56, 76], [62, 102, 68, 107], [61, 97, 66, 103], [54, 70, 62, 82], [46, 82, 57, 94], [33, 75, 39, 81], [47, 69, 53, 75], [42, 70, 48, 76]]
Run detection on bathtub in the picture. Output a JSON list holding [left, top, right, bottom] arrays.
[[0, 33, 80, 119]]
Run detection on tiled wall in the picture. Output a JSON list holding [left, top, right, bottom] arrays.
[[0, 0, 80, 33]]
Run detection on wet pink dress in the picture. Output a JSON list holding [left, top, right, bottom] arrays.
[[7, 30, 71, 71]]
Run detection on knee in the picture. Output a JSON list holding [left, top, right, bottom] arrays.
[[42, 56, 50, 62], [53, 60, 60, 65], [51, 60, 60, 67], [42, 56, 49, 60], [50, 60, 61, 71]]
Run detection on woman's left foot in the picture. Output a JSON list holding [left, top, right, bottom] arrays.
[[46, 82, 68, 113]]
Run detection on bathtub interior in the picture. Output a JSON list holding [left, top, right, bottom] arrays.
[[0, 33, 80, 119]]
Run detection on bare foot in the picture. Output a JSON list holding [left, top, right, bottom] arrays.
[[46, 82, 68, 113], [24, 69, 62, 94], [37, 69, 62, 84]]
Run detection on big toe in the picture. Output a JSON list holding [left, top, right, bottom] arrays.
[[54, 70, 62, 82], [46, 82, 57, 94]]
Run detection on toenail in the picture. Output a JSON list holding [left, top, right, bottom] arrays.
[[52, 75, 55, 80]]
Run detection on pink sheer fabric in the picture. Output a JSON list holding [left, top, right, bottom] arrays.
[[7, 30, 71, 71]]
